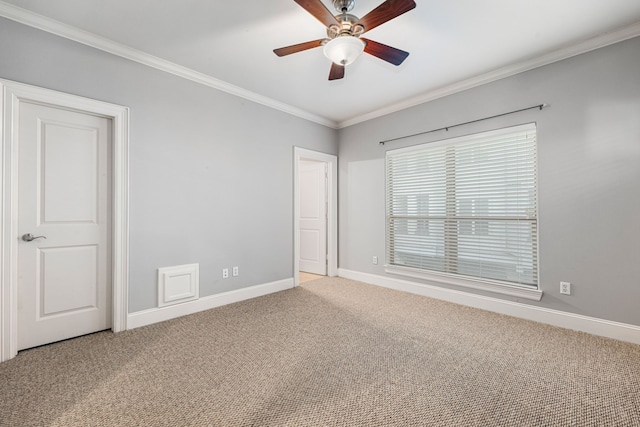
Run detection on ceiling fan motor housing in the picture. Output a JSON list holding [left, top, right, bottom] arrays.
[[327, 13, 363, 38]]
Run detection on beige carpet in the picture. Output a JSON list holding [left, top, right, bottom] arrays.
[[1, 277, 639, 426]]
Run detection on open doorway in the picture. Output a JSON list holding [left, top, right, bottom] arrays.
[[293, 148, 337, 286]]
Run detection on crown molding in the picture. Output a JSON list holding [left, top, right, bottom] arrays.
[[2, 1, 638, 131], [338, 21, 640, 128], [0, 1, 339, 129]]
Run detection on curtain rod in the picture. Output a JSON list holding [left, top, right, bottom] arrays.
[[379, 103, 548, 145]]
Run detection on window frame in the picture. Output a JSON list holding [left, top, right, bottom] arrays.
[[384, 123, 542, 301]]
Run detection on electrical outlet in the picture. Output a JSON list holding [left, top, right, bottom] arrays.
[[372, 256, 378, 265], [222, 268, 229, 279], [560, 281, 571, 295], [232, 266, 239, 277]]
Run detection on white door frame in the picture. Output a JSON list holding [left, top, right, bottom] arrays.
[[293, 147, 337, 286], [0, 79, 130, 362]]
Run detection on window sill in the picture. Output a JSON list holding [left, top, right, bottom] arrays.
[[384, 265, 543, 301]]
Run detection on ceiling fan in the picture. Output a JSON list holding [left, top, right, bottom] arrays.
[[274, 0, 417, 80]]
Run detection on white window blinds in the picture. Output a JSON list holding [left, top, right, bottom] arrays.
[[386, 123, 538, 288]]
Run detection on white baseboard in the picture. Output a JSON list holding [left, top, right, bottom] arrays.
[[338, 269, 640, 345], [127, 278, 294, 330]]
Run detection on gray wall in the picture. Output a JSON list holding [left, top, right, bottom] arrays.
[[338, 36, 640, 326], [0, 18, 338, 313]]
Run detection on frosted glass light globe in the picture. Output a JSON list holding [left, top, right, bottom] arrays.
[[323, 36, 365, 66]]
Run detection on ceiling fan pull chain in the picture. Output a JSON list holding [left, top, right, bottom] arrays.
[[333, 0, 356, 13]]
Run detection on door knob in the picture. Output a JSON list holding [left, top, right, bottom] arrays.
[[21, 233, 47, 242]]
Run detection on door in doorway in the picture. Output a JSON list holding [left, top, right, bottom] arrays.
[[17, 102, 112, 351], [299, 159, 327, 275]]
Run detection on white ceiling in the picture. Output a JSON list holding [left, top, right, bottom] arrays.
[[2, 0, 640, 128]]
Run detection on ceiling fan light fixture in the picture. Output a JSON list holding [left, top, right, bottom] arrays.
[[323, 36, 365, 66]]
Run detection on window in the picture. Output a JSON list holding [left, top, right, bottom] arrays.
[[386, 124, 539, 295]]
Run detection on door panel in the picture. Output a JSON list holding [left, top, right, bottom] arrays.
[[300, 229, 320, 262], [42, 122, 99, 223], [299, 160, 327, 275], [17, 102, 111, 351], [40, 245, 98, 316]]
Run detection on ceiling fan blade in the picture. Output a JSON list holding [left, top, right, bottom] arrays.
[[362, 38, 409, 66], [294, 0, 340, 28], [274, 39, 326, 57], [329, 62, 345, 80], [355, 0, 416, 33]]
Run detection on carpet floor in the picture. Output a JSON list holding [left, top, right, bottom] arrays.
[[1, 277, 639, 426]]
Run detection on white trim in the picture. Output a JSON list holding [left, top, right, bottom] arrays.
[[338, 268, 640, 345], [2, 2, 638, 130], [127, 278, 294, 330], [0, 1, 336, 130], [0, 78, 129, 362], [293, 148, 338, 286], [337, 22, 640, 128], [384, 266, 543, 301]]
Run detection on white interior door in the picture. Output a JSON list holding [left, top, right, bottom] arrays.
[[299, 159, 327, 275], [17, 101, 112, 351]]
